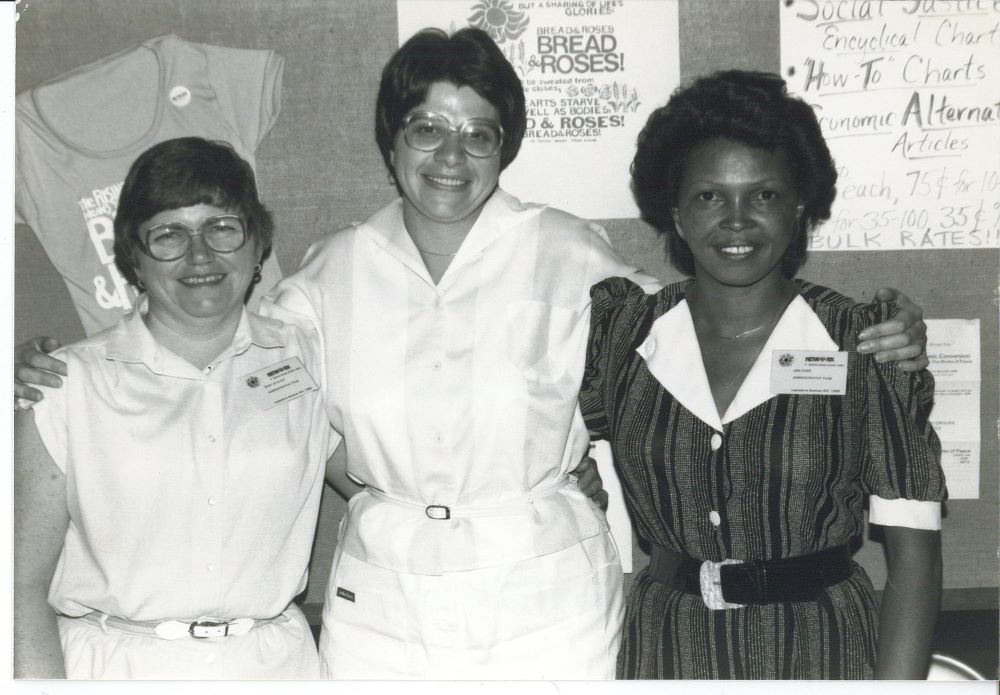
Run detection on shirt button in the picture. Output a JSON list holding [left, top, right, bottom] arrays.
[[709, 510, 722, 526], [710, 433, 723, 450], [432, 361, 442, 370], [207, 496, 217, 506], [206, 563, 214, 573], [205, 652, 216, 664], [434, 433, 444, 444], [208, 434, 216, 443], [646, 339, 657, 354], [434, 297, 443, 309]]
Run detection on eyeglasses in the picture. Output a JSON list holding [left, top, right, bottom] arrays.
[[140, 215, 248, 261], [401, 111, 504, 159]]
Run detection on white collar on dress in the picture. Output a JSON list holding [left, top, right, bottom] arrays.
[[636, 294, 838, 432]]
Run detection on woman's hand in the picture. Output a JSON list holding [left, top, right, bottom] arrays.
[[572, 455, 609, 511], [857, 288, 928, 372], [874, 525, 942, 679], [14, 337, 66, 405]]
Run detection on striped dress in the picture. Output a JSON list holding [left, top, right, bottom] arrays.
[[580, 277, 946, 679]]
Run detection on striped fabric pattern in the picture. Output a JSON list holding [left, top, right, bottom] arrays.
[[581, 278, 946, 679]]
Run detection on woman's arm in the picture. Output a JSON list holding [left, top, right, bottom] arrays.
[[873, 525, 942, 679], [13, 410, 69, 678], [325, 439, 364, 502]]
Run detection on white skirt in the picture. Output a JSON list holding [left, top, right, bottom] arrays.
[[319, 531, 624, 679], [58, 603, 320, 680]]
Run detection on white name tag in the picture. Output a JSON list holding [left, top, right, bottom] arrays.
[[770, 350, 847, 396], [241, 356, 318, 410]]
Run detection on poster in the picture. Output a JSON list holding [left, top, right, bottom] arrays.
[[780, 0, 1000, 251], [925, 318, 981, 499], [398, 0, 680, 219]]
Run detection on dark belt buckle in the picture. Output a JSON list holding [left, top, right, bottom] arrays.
[[425, 504, 451, 520], [189, 619, 231, 638]]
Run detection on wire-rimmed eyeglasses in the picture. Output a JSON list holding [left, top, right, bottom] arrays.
[[140, 215, 248, 262], [401, 111, 504, 159]]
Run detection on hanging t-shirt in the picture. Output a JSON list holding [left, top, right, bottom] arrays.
[[15, 34, 285, 335]]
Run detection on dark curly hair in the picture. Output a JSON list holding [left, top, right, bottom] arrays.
[[375, 27, 526, 178], [630, 70, 837, 277], [113, 137, 273, 287]]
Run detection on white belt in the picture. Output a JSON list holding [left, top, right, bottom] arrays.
[[70, 611, 288, 640], [366, 475, 573, 520]]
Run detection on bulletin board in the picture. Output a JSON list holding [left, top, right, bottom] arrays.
[[13, 0, 998, 614]]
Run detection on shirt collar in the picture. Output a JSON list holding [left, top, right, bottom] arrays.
[[360, 188, 542, 285], [105, 295, 285, 376], [636, 293, 838, 432]]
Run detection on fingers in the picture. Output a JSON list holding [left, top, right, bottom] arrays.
[[14, 364, 64, 389], [593, 490, 609, 512], [14, 383, 45, 407], [858, 314, 926, 350], [572, 455, 603, 498], [25, 347, 69, 377], [895, 353, 930, 373], [873, 286, 899, 302]]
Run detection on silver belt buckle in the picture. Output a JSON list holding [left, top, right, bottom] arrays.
[[699, 559, 746, 610], [189, 619, 231, 638]]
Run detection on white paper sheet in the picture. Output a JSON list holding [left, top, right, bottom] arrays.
[[780, 1, 1000, 251], [926, 318, 981, 499]]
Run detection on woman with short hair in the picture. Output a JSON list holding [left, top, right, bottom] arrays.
[[582, 71, 946, 679], [14, 137, 334, 679]]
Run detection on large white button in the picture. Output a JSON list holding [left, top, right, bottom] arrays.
[[207, 496, 217, 506], [710, 433, 723, 450], [709, 510, 722, 526], [208, 434, 217, 443], [206, 563, 214, 573]]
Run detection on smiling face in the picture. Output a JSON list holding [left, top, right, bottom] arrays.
[[672, 138, 804, 289], [392, 82, 502, 239], [134, 203, 261, 329]]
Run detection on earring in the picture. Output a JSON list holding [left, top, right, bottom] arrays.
[[253, 263, 262, 284], [135, 279, 146, 291]]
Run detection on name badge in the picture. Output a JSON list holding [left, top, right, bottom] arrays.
[[241, 356, 318, 410], [770, 350, 847, 396]]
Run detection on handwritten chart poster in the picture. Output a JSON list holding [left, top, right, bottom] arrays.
[[398, 0, 680, 219], [780, 1, 1000, 251], [926, 319, 981, 499]]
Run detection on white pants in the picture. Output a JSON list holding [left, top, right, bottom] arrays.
[[58, 603, 320, 679], [319, 532, 624, 679]]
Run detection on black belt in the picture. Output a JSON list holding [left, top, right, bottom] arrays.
[[648, 544, 853, 607]]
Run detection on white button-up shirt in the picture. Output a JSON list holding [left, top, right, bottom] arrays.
[[270, 190, 654, 574], [33, 300, 337, 620]]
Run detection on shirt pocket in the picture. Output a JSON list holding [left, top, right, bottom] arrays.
[[504, 300, 582, 383]]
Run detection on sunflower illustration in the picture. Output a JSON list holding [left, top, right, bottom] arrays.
[[468, 0, 530, 43]]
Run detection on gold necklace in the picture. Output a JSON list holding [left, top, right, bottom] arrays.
[[715, 311, 782, 392], [717, 322, 769, 341], [415, 246, 457, 257]]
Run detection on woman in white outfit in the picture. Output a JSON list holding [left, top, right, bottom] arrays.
[[14, 138, 334, 679]]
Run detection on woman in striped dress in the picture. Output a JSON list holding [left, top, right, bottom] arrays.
[[581, 71, 946, 679]]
